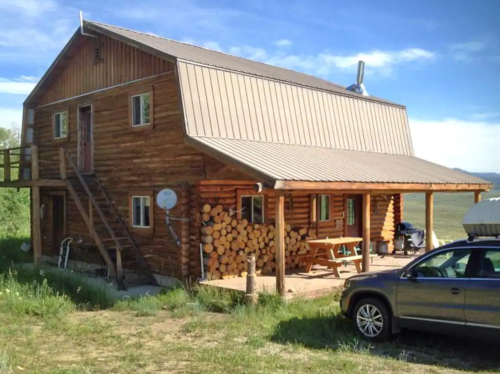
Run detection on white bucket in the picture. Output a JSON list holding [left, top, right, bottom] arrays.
[[378, 241, 389, 254]]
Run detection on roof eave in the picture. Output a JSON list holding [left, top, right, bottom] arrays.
[[274, 180, 493, 192]]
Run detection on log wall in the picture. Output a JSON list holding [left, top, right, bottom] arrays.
[[190, 181, 399, 279]]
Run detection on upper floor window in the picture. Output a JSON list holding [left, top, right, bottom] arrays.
[[132, 196, 151, 228], [319, 194, 330, 221], [54, 111, 68, 139], [131, 93, 151, 127], [241, 195, 264, 224]]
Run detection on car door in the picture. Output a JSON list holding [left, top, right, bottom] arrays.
[[465, 248, 500, 335], [396, 248, 473, 329]]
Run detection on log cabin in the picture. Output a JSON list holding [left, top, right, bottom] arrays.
[[0, 19, 492, 292]]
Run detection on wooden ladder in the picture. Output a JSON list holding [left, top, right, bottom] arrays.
[[61, 148, 157, 289]]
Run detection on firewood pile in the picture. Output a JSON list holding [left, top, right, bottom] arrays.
[[200, 204, 318, 280]]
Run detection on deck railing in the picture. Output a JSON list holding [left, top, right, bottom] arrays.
[[0, 145, 37, 184]]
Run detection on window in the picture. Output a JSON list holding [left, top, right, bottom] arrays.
[[478, 250, 500, 279], [319, 195, 330, 221], [241, 196, 264, 224], [54, 111, 68, 139], [131, 93, 151, 127], [411, 249, 471, 278], [132, 196, 151, 228], [347, 198, 356, 225]]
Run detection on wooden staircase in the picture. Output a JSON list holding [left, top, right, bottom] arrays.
[[62, 149, 157, 289]]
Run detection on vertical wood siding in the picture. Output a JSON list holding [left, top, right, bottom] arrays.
[[36, 35, 174, 106], [178, 62, 414, 156]]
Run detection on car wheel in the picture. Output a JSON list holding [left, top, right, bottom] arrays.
[[353, 298, 392, 342]]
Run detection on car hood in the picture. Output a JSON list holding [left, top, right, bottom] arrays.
[[347, 268, 401, 282]]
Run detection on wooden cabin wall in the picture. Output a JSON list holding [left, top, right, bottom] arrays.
[[36, 34, 174, 106], [35, 72, 206, 277]]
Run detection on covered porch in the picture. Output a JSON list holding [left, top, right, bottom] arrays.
[[188, 136, 492, 297]]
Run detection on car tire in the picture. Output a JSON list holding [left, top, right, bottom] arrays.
[[353, 298, 392, 342]]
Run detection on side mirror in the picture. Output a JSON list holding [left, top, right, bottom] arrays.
[[403, 269, 414, 279]]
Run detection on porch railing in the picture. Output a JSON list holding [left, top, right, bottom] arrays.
[[0, 145, 37, 183]]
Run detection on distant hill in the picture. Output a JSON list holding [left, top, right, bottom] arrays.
[[454, 169, 500, 189]]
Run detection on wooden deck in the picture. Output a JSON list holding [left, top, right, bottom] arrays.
[[202, 254, 418, 299]]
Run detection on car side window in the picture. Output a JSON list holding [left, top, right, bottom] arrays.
[[477, 250, 500, 279], [412, 249, 471, 278]]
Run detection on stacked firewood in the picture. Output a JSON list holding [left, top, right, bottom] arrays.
[[200, 204, 317, 280]]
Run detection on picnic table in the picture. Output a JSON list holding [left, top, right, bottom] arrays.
[[304, 237, 375, 277]]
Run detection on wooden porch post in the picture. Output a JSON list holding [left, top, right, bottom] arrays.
[[3, 150, 10, 182], [59, 147, 67, 180], [425, 192, 434, 252], [31, 145, 41, 267], [474, 191, 481, 204], [275, 190, 285, 297], [362, 193, 371, 272]]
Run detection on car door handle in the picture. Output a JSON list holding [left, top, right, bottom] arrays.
[[450, 287, 460, 295]]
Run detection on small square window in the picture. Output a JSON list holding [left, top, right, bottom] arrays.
[[131, 93, 151, 127], [319, 195, 330, 221], [241, 195, 264, 224], [132, 196, 151, 228], [54, 111, 68, 139]]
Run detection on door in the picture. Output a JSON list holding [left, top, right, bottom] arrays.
[[396, 248, 473, 329], [79, 106, 93, 173], [345, 195, 362, 237], [51, 194, 66, 255], [465, 248, 500, 336]]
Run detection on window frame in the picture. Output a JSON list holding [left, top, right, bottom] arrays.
[[129, 191, 154, 233], [130, 91, 154, 129], [53, 110, 69, 140], [235, 190, 266, 224], [318, 194, 331, 222]]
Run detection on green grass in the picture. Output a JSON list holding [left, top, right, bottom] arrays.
[[404, 190, 500, 240]]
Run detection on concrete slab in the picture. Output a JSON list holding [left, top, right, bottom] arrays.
[[202, 254, 417, 299]]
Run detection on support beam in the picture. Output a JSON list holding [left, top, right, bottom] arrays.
[[426, 192, 434, 252], [32, 186, 42, 267], [31, 145, 39, 180], [474, 191, 481, 204], [275, 190, 285, 297], [362, 193, 371, 272]]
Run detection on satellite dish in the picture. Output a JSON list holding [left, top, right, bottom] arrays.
[[156, 189, 177, 210]]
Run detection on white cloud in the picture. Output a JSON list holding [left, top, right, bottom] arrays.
[[410, 118, 500, 173], [0, 77, 38, 95], [0, 107, 22, 129], [275, 39, 292, 47], [449, 41, 488, 62], [0, 0, 57, 17]]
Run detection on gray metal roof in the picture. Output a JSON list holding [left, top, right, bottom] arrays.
[[187, 136, 489, 187], [84, 20, 400, 106], [178, 61, 413, 156]]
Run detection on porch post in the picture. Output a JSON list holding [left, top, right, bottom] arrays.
[[275, 190, 285, 297], [362, 193, 371, 272], [474, 191, 481, 204], [425, 192, 434, 252], [31, 145, 42, 267]]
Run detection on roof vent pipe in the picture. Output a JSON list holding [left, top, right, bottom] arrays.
[[346, 60, 369, 96], [79, 11, 97, 38]]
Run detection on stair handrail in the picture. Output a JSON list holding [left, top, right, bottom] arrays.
[[62, 148, 124, 254]]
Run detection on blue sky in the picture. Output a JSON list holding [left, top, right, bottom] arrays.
[[0, 0, 499, 172]]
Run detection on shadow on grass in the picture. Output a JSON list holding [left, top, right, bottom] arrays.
[[272, 316, 500, 372]]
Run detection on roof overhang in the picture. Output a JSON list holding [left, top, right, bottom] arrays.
[[186, 135, 492, 193]]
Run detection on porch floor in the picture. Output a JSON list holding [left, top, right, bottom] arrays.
[[202, 253, 420, 299]]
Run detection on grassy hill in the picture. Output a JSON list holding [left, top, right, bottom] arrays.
[[404, 190, 500, 241]]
